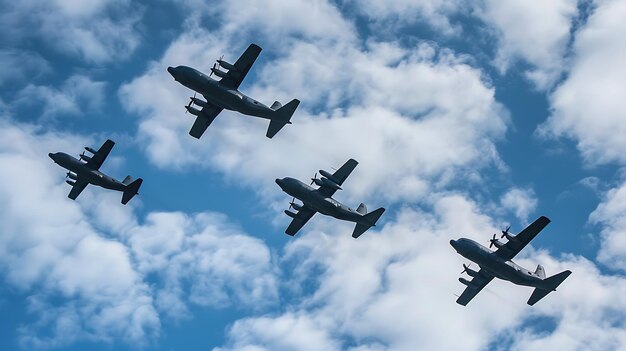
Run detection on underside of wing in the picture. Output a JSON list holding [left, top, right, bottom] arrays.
[[219, 44, 262, 90], [456, 269, 495, 306], [496, 216, 551, 260], [316, 158, 358, 198], [86, 139, 115, 170], [285, 208, 316, 236], [189, 104, 223, 139], [67, 179, 89, 200]]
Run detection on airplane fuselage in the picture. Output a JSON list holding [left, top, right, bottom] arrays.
[[48, 152, 125, 191], [450, 238, 552, 290], [275, 177, 367, 223], [167, 65, 275, 119]]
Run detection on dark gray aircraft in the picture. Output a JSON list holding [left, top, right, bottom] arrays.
[[275, 159, 385, 238], [167, 43, 300, 139], [48, 139, 143, 204], [450, 216, 571, 306]]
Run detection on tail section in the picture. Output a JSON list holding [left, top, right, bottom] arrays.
[[527, 270, 572, 306], [270, 101, 282, 110], [352, 207, 386, 239], [266, 99, 300, 138], [122, 175, 134, 185], [534, 264, 546, 279], [121, 178, 143, 205], [356, 203, 367, 215]]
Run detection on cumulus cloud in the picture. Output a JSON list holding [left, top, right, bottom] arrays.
[[120, 7, 508, 205], [0, 49, 51, 86], [0, 118, 277, 347], [14, 75, 106, 119], [539, 0, 626, 165], [477, 0, 579, 89], [216, 194, 626, 351], [589, 180, 626, 270], [500, 187, 539, 223], [0, 0, 143, 63]]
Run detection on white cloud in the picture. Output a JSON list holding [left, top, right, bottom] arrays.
[[500, 187, 539, 223], [477, 0, 578, 89], [539, 0, 626, 165], [14, 75, 106, 118], [0, 49, 50, 86], [0, 0, 143, 63], [0, 117, 278, 347], [216, 194, 626, 351], [120, 17, 508, 205], [589, 180, 626, 270]]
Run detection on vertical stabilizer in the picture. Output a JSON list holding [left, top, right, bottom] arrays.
[[356, 203, 367, 215], [534, 264, 546, 279]]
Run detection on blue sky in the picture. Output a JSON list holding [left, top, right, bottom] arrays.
[[2, 0, 626, 350]]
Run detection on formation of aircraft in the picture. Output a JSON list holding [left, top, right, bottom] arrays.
[[450, 216, 572, 306], [47, 43, 571, 307], [275, 159, 385, 238], [49, 139, 143, 204], [167, 44, 300, 139]]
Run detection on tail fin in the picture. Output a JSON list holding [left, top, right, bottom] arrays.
[[527, 270, 572, 306], [352, 207, 386, 239], [270, 101, 282, 110], [356, 203, 367, 215], [534, 264, 546, 279], [122, 175, 134, 185], [266, 99, 300, 138], [121, 178, 143, 205]]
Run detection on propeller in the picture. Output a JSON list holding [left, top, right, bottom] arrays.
[[209, 55, 224, 77], [310, 172, 318, 186], [185, 92, 196, 113], [489, 234, 498, 248], [288, 197, 296, 210], [66, 171, 71, 179], [461, 263, 472, 274], [500, 225, 511, 238]]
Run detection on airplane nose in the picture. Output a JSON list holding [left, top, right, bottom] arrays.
[[275, 178, 283, 186], [167, 66, 175, 76], [449, 239, 457, 249]]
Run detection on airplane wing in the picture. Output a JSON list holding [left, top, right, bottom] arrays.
[[86, 139, 114, 170], [316, 158, 359, 198], [495, 216, 551, 261], [285, 207, 317, 236], [219, 44, 262, 90], [456, 269, 495, 306], [189, 104, 223, 139], [67, 179, 89, 200]]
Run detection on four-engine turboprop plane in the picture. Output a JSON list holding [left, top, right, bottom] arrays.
[[275, 159, 386, 238], [167, 43, 300, 139], [48, 139, 143, 204], [450, 216, 572, 306]]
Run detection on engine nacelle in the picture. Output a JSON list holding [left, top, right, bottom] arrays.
[[463, 266, 480, 278], [290, 202, 303, 211], [85, 147, 97, 154], [319, 170, 338, 183], [459, 277, 477, 289], [284, 210, 298, 219], [66, 172, 78, 180], [314, 177, 341, 190], [211, 67, 228, 78], [502, 232, 516, 241], [217, 60, 236, 71], [186, 105, 202, 116], [80, 154, 92, 162], [490, 239, 505, 249], [66, 180, 76, 186], [191, 97, 209, 108]]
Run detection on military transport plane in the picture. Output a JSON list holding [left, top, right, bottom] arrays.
[[167, 43, 300, 139], [48, 139, 143, 204], [450, 216, 571, 306], [275, 159, 386, 238]]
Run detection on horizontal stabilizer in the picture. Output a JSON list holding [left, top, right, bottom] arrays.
[[352, 207, 386, 239], [527, 270, 572, 306], [266, 99, 300, 138], [121, 178, 143, 205]]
